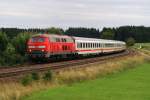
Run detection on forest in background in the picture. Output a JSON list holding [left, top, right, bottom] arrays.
[[1, 26, 150, 42]]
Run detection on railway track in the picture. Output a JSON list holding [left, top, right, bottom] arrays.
[[0, 50, 134, 79]]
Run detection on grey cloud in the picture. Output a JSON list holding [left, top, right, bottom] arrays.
[[0, 0, 150, 28]]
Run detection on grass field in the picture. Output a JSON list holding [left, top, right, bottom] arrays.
[[134, 43, 150, 56], [134, 43, 150, 50], [22, 62, 150, 100]]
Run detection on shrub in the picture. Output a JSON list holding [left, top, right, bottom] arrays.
[[31, 72, 39, 81], [12, 32, 31, 56], [1, 43, 27, 66], [43, 70, 52, 81], [21, 75, 32, 86], [126, 37, 135, 46], [0, 32, 8, 53], [47, 27, 64, 34]]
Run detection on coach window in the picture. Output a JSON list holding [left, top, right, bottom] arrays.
[[86, 43, 89, 48], [61, 38, 66, 42], [56, 38, 58, 42], [81, 43, 83, 48], [97, 43, 99, 48], [105, 43, 108, 47], [63, 39, 66, 42], [89, 43, 91, 48], [80, 43, 82, 48], [61, 38, 63, 42], [78, 43, 80, 48], [93, 43, 95, 48], [83, 43, 85, 48], [104, 44, 106, 47], [92, 43, 94, 48], [99, 43, 101, 47], [82, 43, 84, 48], [88, 43, 90, 48], [86, 43, 88, 48], [62, 38, 64, 42], [90, 43, 92, 48], [56, 38, 60, 42]]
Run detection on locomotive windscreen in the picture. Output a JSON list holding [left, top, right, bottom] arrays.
[[31, 37, 45, 42]]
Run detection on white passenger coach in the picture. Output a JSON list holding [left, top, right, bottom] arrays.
[[73, 37, 126, 55]]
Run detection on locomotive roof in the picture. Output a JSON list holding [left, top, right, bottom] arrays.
[[32, 33, 72, 38]]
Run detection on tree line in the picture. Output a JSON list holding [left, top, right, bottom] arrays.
[[101, 26, 150, 43], [1, 26, 150, 42]]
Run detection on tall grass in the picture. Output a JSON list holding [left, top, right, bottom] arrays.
[[0, 54, 147, 100], [0, 81, 57, 100], [55, 55, 145, 84]]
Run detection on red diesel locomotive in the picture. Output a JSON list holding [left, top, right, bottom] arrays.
[[27, 34, 75, 59]]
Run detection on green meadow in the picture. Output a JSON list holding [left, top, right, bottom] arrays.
[[23, 62, 150, 100], [134, 43, 150, 50]]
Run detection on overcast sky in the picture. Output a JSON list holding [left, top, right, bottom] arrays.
[[0, 0, 150, 29]]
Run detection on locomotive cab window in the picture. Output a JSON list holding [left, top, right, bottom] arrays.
[[31, 37, 45, 42]]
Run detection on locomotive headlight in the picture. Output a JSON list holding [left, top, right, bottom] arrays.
[[28, 46, 35, 48], [38, 46, 46, 48]]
